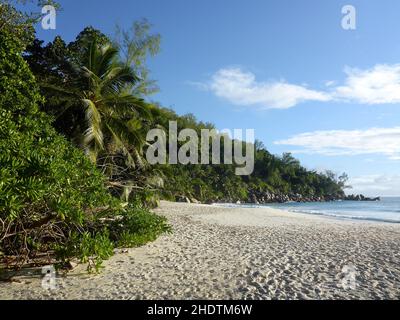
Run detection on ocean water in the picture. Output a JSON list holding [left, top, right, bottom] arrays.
[[222, 197, 400, 223]]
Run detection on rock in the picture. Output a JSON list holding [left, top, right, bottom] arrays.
[[66, 260, 78, 270], [250, 194, 259, 204], [244, 189, 382, 204], [176, 196, 191, 203], [344, 194, 381, 201], [190, 198, 201, 204]]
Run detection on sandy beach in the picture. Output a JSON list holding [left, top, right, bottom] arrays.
[[1, 201, 400, 300]]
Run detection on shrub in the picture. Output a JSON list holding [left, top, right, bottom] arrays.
[[0, 29, 170, 271]]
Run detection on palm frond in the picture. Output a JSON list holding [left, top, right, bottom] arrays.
[[82, 99, 104, 152], [105, 122, 136, 169], [81, 66, 102, 86], [107, 115, 144, 149], [97, 45, 119, 78], [99, 94, 152, 120], [99, 65, 139, 95], [40, 82, 80, 99]]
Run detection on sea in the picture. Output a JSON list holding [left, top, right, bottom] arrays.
[[222, 197, 400, 223]]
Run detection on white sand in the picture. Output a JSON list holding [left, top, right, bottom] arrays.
[[1, 201, 400, 300]]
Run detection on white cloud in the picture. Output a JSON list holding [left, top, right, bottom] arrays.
[[201, 64, 400, 109], [274, 127, 400, 160], [209, 67, 331, 109], [349, 174, 400, 197], [334, 64, 400, 104], [325, 80, 337, 87]]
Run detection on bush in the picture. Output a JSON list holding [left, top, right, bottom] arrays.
[[0, 29, 170, 271], [111, 206, 171, 247]]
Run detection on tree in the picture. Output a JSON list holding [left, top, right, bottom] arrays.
[[25, 28, 110, 140], [40, 40, 152, 166], [114, 19, 161, 96], [25, 27, 156, 170], [0, 0, 60, 37], [338, 172, 351, 189], [281, 152, 300, 167], [0, 13, 169, 268], [0, 27, 111, 266], [0, 1, 36, 45]]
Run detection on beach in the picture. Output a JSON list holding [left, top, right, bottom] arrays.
[[1, 201, 400, 300]]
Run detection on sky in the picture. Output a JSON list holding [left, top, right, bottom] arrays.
[[30, 0, 400, 196]]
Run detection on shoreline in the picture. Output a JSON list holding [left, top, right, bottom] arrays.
[[211, 201, 400, 225], [1, 201, 399, 300]]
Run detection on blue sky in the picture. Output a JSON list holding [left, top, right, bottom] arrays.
[[31, 0, 400, 195]]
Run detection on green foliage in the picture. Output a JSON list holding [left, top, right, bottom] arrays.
[[58, 230, 114, 272], [144, 109, 347, 203], [110, 206, 172, 248], [0, 27, 169, 270], [55, 205, 170, 272], [25, 28, 153, 170], [0, 1, 56, 46]]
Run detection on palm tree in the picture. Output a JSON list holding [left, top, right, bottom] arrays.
[[44, 40, 151, 167]]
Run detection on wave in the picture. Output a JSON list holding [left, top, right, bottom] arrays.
[[213, 203, 400, 224], [286, 209, 400, 224]]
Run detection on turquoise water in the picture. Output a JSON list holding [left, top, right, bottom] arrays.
[[265, 197, 400, 223], [219, 197, 400, 223]]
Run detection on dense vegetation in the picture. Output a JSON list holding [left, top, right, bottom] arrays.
[[0, 2, 170, 271], [1, 1, 347, 270], [144, 108, 347, 203]]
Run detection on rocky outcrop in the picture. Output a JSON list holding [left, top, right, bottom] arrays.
[[243, 190, 380, 204], [246, 190, 332, 204], [179, 191, 380, 205], [344, 194, 381, 202]]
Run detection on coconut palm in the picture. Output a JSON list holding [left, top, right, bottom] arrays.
[[43, 39, 151, 167]]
